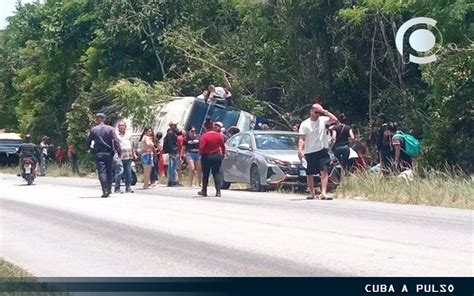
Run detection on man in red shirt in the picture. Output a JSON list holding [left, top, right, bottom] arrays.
[[198, 119, 226, 197]]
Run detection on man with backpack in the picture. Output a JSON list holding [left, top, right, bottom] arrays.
[[389, 123, 421, 172]]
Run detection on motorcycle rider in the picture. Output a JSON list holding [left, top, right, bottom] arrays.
[[17, 134, 39, 176]]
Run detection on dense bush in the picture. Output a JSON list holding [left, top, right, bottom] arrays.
[[0, 0, 472, 171]]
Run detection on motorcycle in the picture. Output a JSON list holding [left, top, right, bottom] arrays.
[[20, 157, 36, 185]]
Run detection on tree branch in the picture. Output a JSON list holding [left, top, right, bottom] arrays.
[[263, 101, 292, 128]]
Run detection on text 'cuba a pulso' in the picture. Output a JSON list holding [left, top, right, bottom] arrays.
[[365, 284, 455, 293]]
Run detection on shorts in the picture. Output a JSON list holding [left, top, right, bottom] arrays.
[[141, 154, 154, 166], [186, 151, 200, 162], [305, 149, 330, 175]]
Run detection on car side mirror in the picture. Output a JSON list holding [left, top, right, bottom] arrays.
[[238, 143, 251, 151]]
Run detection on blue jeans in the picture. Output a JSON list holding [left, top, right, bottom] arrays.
[[167, 154, 179, 184], [95, 152, 113, 194], [114, 159, 132, 191], [150, 165, 158, 183], [39, 154, 47, 175]]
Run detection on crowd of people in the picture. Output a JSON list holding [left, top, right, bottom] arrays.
[[85, 112, 236, 198], [69, 105, 414, 200], [16, 91, 417, 200], [16, 135, 80, 177]]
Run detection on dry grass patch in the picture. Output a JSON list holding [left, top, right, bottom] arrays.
[[335, 168, 473, 209]]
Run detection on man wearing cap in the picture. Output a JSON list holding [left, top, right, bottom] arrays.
[[86, 113, 121, 198], [214, 122, 227, 142], [163, 121, 179, 186]]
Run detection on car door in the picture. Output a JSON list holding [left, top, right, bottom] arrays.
[[235, 133, 254, 183], [221, 134, 242, 182]]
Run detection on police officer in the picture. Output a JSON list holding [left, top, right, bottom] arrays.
[[86, 113, 121, 198]]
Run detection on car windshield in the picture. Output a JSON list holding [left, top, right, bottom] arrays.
[[254, 134, 298, 150]]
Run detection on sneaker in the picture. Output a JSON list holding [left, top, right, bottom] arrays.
[[101, 192, 110, 198], [126, 188, 134, 193], [306, 195, 315, 200], [320, 194, 333, 200], [197, 191, 207, 197], [114, 189, 123, 194]]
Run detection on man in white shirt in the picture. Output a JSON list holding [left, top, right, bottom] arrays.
[[39, 136, 50, 176], [114, 121, 137, 193], [298, 104, 338, 199]]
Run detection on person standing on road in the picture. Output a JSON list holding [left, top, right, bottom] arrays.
[[86, 113, 121, 198], [176, 129, 185, 184], [140, 127, 155, 189], [39, 136, 51, 176], [163, 122, 180, 187], [330, 113, 355, 173], [182, 126, 202, 187], [149, 129, 159, 187], [114, 121, 136, 194], [198, 118, 225, 197], [298, 104, 338, 200], [67, 143, 80, 174], [155, 132, 165, 177]]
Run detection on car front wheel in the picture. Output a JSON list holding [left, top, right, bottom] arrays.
[[250, 165, 264, 192]]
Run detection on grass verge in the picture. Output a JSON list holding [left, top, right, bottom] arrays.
[[0, 258, 68, 295], [335, 168, 473, 209], [0, 164, 95, 178], [2, 163, 472, 209]]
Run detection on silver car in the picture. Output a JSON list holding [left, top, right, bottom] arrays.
[[221, 131, 308, 191]]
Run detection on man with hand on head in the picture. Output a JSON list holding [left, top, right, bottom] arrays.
[[86, 113, 121, 198], [298, 104, 338, 200]]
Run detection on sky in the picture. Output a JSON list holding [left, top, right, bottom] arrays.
[[0, 0, 38, 30]]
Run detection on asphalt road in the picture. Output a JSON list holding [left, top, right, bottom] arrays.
[[0, 173, 472, 276]]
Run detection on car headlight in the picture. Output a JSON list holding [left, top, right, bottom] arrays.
[[264, 157, 289, 166]]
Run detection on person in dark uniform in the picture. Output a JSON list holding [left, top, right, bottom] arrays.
[[86, 113, 121, 198]]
